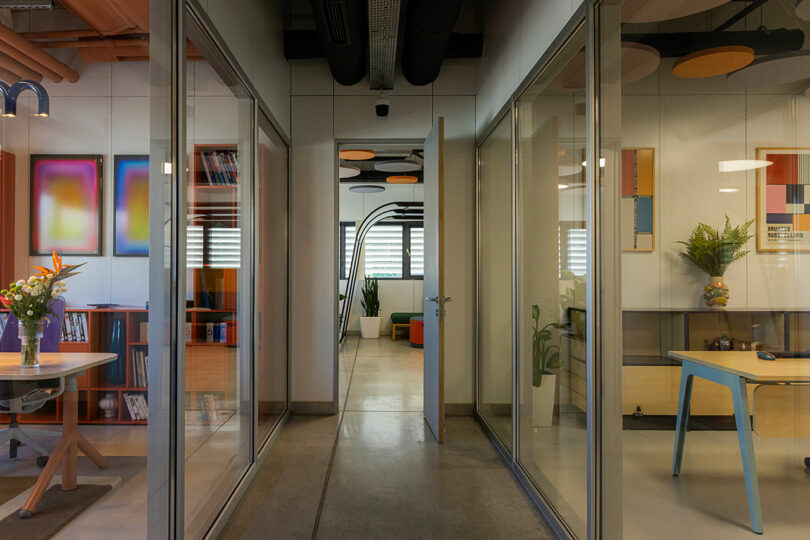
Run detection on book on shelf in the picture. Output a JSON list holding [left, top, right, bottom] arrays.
[[123, 393, 148, 421], [198, 149, 238, 186], [61, 312, 88, 342], [131, 348, 149, 387]]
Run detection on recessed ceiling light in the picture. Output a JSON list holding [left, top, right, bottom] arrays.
[[349, 184, 385, 194], [558, 184, 568, 189], [718, 160, 772, 172], [673, 46, 754, 79], [386, 175, 418, 184], [581, 158, 606, 168], [375, 160, 422, 173], [339, 165, 361, 178], [339, 149, 375, 160], [718, 187, 739, 193]]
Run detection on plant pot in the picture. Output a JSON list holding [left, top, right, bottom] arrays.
[[359, 316, 381, 339], [704, 275, 729, 310], [532, 374, 557, 427]]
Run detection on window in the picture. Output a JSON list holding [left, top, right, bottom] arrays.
[[340, 221, 424, 280]]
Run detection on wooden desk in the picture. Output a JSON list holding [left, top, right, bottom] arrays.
[[668, 351, 810, 534], [0, 352, 117, 518]]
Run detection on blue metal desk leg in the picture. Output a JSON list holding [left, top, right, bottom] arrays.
[[672, 367, 694, 476], [730, 374, 763, 534]]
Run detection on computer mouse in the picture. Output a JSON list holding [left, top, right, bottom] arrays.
[[757, 351, 776, 361]]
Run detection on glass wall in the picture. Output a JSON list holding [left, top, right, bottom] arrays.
[[515, 26, 588, 538], [256, 112, 289, 448], [602, 1, 810, 538], [183, 9, 253, 538], [477, 113, 514, 450]]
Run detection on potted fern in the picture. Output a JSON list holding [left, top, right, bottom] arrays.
[[531, 304, 560, 427], [359, 277, 381, 338], [677, 215, 753, 310]]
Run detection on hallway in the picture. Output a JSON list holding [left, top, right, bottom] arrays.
[[220, 336, 552, 539]]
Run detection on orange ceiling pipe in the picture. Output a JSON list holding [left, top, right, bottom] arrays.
[[0, 51, 43, 82], [79, 44, 148, 63], [59, 0, 149, 36], [35, 38, 148, 49], [0, 66, 19, 83], [0, 25, 78, 83]]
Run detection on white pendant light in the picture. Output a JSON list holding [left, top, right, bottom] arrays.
[[374, 160, 422, 173], [718, 160, 772, 172], [622, 0, 730, 23], [727, 50, 810, 87], [339, 165, 361, 178], [349, 184, 385, 193]]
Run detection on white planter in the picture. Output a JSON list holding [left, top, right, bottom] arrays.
[[359, 316, 381, 339], [532, 374, 557, 427]]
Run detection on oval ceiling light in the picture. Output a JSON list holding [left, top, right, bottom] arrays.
[[339, 165, 361, 179], [558, 164, 583, 177], [673, 46, 754, 79], [557, 42, 659, 89], [349, 184, 385, 194], [718, 160, 772, 172], [375, 160, 422, 173], [622, 0, 730, 23], [339, 149, 375, 160], [727, 50, 810, 87], [386, 175, 418, 184]]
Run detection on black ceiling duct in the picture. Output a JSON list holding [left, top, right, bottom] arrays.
[[310, 0, 367, 86], [623, 28, 804, 58], [401, 0, 463, 86]]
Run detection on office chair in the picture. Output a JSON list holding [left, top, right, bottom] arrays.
[[0, 300, 65, 467]]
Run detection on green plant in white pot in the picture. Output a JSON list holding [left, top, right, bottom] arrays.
[[531, 304, 560, 427], [359, 277, 381, 339], [677, 215, 753, 310]]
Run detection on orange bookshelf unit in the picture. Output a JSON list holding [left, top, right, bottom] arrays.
[[0, 307, 149, 425]]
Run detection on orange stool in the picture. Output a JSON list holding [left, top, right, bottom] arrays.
[[409, 316, 424, 348]]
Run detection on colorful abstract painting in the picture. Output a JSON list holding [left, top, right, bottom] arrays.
[[30, 155, 102, 256], [621, 148, 655, 252], [114, 155, 149, 256], [757, 148, 810, 252]]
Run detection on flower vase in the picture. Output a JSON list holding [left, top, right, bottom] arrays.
[[19, 320, 44, 368], [99, 393, 118, 419], [704, 276, 729, 310]]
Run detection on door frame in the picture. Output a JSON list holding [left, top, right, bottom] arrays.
[[332, 137, 429, 413]]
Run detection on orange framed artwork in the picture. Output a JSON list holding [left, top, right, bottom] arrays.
[[621, 147, 655, 252], [756, 147, 810, 252]]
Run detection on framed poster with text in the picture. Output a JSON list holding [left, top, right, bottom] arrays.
[[757, 147, 810, 252]]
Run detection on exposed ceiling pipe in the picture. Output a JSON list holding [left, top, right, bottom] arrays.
[[622, 28, 804, 58], [0, 24, 78, 82], [0, 66, 17, 82], [58, 0, 149, 35], [368, 0, 401, 90], [34, 37, 148, 49], [21, 29, 101, 40], [310, 0, 367, 86], [0, 50, 42, 81], [401, 0, 463, 86]]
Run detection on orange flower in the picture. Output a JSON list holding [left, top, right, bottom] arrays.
[[0, 296, 10, 307], [52, 251, 63, 273], [33, 265, 53, 277]]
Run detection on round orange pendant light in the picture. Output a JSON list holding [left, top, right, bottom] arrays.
[[672, 46, 754, 79], [386, 175, 418, 184], [339, 149, 376, 160]]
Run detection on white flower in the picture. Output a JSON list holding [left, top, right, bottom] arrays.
[[26, 310, 33, 316], [15, 280, 24, 287], [51, 291, 59, 298], [14, 294, 22, 301]]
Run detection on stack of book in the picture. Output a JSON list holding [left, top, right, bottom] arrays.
[[199, 150, 238, 185], [131, 348, 149, 387], [123, 393, 148, 421], [61, 312, 88, 342]]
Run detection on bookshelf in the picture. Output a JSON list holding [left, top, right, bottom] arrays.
[[0, 150, 15, 289], [0, 307, 149, 425], [185, 143, 240, 419]]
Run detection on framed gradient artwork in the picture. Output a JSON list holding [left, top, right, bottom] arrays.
[[756, 147, 810, 252], [114, 155, 149, 256], [621, 148, 655, 252], [30, 155, 103, 256]]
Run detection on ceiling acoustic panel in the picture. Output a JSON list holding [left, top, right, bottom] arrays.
[[622, 0, 730, 23]]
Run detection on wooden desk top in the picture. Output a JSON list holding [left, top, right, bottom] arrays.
[[669, 351, 810, 382], [0, 353, 118, 381]]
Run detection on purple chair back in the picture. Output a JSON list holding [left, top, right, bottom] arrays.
[[0, 300, 65, 353]]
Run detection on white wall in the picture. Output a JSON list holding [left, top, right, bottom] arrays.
[[476, 0, 582, 136], [290, 59, 477, 406], [339, 183, 424, 334], [198, 0, 291, 137]]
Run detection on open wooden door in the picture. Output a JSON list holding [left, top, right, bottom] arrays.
[[423, 117, 446, 442]]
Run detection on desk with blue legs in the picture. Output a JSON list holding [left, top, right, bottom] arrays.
[[668, 351, 810, 534], [0, 353, 118, 518]]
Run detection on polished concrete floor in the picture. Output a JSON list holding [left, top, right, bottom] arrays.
[[221, 335, 553, 539]]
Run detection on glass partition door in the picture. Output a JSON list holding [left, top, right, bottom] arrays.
[[477, 113, 515, 450], [183, 9, 253, 538]]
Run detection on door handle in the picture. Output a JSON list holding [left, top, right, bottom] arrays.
[[426, 296, 439, 303]]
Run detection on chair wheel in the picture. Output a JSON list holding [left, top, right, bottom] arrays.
[[36, 455, 48, 468], [18, 509, 32, 519]]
